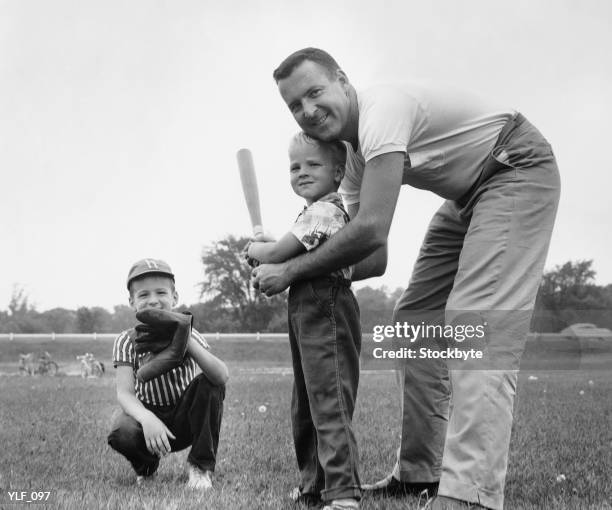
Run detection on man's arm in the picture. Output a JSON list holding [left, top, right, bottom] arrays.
[[248, 232, 305, 264], [115, 365, 176, 456], [346, 202, 388, 281], [187, 336, 229, 386], [252, 152, 404, 295]]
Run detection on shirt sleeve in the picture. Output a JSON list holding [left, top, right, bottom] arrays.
[[290, 201, 347, 251], [339, 148, 364, 206], [112, 330, 134, 368], [191, 329, 210, 350], [358, 85, 421, 162]]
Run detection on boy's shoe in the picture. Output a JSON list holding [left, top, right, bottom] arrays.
[[322, 498, 359, 510], [136, 473, 157, 485], [362, 473, 438, 498], [135, 459, 159, 485], [186, 464, 213, 491], [289, 486, 321, 507]]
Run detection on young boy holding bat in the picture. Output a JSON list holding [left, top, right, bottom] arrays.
[[107, 258, 228, 490], [247, 133, 362, 510]]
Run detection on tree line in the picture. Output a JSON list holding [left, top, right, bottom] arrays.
[[1, 236, 611, 334]]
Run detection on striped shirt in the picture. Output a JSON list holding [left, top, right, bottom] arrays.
[[112, 328, 210, 407]]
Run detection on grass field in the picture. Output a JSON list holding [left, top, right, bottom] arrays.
[[1, 338, 611, 509]]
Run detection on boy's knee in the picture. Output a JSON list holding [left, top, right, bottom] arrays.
[[107, 412, 142, 451], [194, 374, 226, 402]]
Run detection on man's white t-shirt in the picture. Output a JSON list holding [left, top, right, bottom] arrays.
[[339, 83, 515, 205]]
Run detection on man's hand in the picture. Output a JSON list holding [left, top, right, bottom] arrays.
[[251, 262, 291, 296], [140, 412, 176, 457]]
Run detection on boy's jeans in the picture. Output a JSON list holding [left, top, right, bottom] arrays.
[[288, 276, 362, 502], [107, 373, 225, 475]]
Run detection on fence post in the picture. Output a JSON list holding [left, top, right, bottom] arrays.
[[52, 332, 56, 341], [9, 332, 14, 341], [256, 332, 261, 341], [93, 332, 97, 340], [216, 332, 220, 340]]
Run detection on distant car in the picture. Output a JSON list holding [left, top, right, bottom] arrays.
[[560, 323, 612, 339]]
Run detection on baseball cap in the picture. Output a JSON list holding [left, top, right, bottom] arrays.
[[127, 258, 175, 289]]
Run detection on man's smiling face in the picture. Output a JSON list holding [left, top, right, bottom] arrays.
[[277, 60, 351, 142]]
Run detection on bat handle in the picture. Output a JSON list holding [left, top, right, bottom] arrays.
[[252, 225, 264, 241]]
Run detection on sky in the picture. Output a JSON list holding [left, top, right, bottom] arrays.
[[1, 0, 611, 312]]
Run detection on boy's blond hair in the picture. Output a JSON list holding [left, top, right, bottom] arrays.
[[289, 132, 347, 173]]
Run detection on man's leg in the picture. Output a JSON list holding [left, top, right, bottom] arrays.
[[288, 289, 325, 500], [171, 373, 225, 472], [107, 410, 159, 477], [437, 137, 560, 509], [389, 201, 468, 488]]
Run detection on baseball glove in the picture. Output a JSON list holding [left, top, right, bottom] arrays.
[[134, 309, 193, 382]]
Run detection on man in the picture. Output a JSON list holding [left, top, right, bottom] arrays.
[[252, 48, 559, 510]]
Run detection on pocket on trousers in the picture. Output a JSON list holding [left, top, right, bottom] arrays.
[[492, 138, 554, 170], [307, 280, 335, 318], [296, 283, 335, 341]]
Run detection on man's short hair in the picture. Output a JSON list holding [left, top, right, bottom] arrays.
[[273, 47, 342, 83], [289, 132, 347, 170]]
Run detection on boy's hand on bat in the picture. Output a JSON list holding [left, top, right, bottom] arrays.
[[242, 241, 260, 268]]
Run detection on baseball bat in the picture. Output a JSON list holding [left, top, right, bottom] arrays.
[[236, 148, 264, 240]]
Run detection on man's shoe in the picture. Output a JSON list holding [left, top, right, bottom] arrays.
[[289, 486, 321, 507], [424, 495, 489, 509], [186, 464, 213, 491], [362, 473, 438, 498]]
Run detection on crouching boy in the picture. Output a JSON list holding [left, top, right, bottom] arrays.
[[107, 258, 229, 490]]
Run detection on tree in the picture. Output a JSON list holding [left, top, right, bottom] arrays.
[[110, 305, 136, 332], [199, 235, 287, 332], [8, 285, 31, 317], [39, 308, 77, 333], [355, 286, 392, 332], [538, 260, 596, 309], [1, 285, 43, 333], [75, 306, 112, 333], [0, 310, 9, 333], [533, 260, 612, 331], [355, 285, 404, 333], [185, 302, 236, 333]]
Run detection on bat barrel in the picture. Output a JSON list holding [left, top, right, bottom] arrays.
[[236, 148, 264, 239]]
